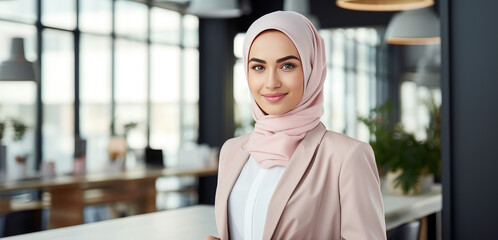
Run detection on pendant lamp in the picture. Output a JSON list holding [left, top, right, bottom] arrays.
[[0, 38, 36, 82], [187, 0, 244, 18], [284, 0, 320, 29], [336, 0, 434, 12], [385, 7, 440, 45]]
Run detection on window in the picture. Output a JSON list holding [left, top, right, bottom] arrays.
[[80, 34, 112, 172], [42, 0, 76, 30], [182, 48, 199, 145], [42, 29, 74, 173], [0, 0, 37, 23], [149, 44, 181, 153], [181, 15, 200, 147], [114, 39, 148, 149], [400, 80, 442, 141], [320, 28, 384, 142], [151, 7, 180, 44], [79, 0, 112, 34], [115, 0, 147, 40]]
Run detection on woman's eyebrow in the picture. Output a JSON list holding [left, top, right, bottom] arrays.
[[249, 55, 299, 64], [276, 55, 300, 63], [249, 58, 266, 64]]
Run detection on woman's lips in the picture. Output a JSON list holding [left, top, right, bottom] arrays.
[[263, 93, 287, 103]]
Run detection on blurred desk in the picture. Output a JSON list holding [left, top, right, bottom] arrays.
[[2, 205, 218, 240], [0, 166, 218, 229], [383, 184, 442, 230]]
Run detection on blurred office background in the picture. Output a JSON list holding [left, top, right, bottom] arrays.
[[0, 0, 200, 174], [0, 0, 445, 237], [0, 0, 497, 239]]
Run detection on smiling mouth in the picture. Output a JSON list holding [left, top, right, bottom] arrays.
[[262, 93, 287, 103]]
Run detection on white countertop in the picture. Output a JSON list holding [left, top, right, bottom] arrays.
[[4, 205, 218, 240], [383, 184, 442, 230], [5, 184, 442, 239]]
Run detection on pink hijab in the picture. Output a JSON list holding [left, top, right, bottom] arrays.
[[243, 11, 327, 169]]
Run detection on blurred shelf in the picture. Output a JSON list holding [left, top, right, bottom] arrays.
[[0, 198, 48, 215]]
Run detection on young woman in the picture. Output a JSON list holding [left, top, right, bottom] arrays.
[[208, 11, 386, 240]]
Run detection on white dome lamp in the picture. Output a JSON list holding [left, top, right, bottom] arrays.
[[0, 38, 36, 82], [385, 7, 440, 45], [284, 0, 321, 29], [336, 0, 434, 12], [187, 0, 245, 18]]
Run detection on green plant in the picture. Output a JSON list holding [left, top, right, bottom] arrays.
[[11, 119, 28, 141], [123, 122, 138, 135], [0, 118, 28, 144], [358, 101, 440, 194], [110, 121, 138, 137]]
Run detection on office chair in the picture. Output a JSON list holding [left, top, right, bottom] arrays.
[[2, 209, 42, 237], [388, 220, 420, 240]]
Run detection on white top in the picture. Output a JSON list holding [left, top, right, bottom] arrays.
[[228, 155, 285, 240]]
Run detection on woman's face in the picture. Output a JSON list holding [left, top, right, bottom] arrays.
[[248, 30, 304, 116]]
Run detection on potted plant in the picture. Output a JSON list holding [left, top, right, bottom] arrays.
[[0, 118, 28, 173], [358, 101, 440, 195], [0, 118, 28, 142]]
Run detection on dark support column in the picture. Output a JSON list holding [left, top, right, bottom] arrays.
[[197, 18, 236, 205], [74, 0, 81, 142], [35, 0, 43, 170], [441, 0, 498, 239], [387, 44, 402, 124], [440, 0, 452, 239]]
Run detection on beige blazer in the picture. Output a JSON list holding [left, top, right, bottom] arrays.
[[214, 123, 386, 240]]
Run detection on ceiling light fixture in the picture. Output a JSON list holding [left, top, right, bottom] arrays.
[[0, 38, 36, 82], [336, 0, 434, 12], [385, 7, 440, 45], [187, 0, 245, 18]]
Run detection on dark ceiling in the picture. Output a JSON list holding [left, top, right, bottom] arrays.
[[234, 0, 439, 32], [151, 0, 439, 33]]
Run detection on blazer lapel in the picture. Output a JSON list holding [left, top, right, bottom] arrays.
[[217, 139, 250, 239], [262, 123, 327, 240]]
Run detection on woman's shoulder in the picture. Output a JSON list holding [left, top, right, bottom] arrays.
[[319, 130, 373, 155], [322, 130, 367, 145], [218, 133, 251, 168], [220, 133, 251, 153]]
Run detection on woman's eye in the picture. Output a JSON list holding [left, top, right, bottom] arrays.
[[281, 64, 295, 70], [252, 65, 264, 71]]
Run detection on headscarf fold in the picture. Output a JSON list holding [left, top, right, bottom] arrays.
[[243, 11, 327, 169]]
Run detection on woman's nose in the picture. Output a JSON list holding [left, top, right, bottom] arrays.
[[265, 70, 281, 89]]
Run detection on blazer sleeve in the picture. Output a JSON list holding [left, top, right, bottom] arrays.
[[214, 138, 235, 240], [339, 142, 387, 240]]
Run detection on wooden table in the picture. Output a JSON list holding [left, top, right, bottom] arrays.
[[0, 166, 218, 229]]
